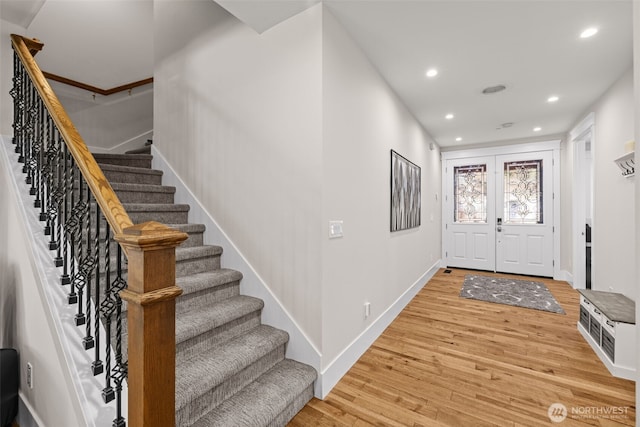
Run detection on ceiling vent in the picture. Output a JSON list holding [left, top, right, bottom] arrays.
[[482, 85, 506, 94]]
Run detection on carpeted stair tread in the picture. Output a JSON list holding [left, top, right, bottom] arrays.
[[176, 245, 222, 261], [98, 163, 161, 175], [166, 223, 206, 234], [175, 325, 288, 411], [125, 145, 152, 155], [94, 153, 152, 168], [123, 202, 190, 212], [110, 182, 176, 194], [190, 359, 317, 427], [176, 295, 264, 346], [176, 269, 242, 295]]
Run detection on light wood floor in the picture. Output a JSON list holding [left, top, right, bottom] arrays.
[[289, 268, 636, 426]]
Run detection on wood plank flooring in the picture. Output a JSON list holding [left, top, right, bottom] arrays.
[[288, 268, 636, 426]]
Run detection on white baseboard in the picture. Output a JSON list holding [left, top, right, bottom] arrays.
[[317, 260, 441, 398], [577, 323, 636, 381], [150, 146, 323, 393], [558, 270, 573, 285]]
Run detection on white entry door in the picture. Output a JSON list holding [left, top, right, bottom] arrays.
[[444, 150, 554, 277]]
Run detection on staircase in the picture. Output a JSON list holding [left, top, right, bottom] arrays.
[[93, 148, 316, 426]]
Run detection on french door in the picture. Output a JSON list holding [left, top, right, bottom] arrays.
[[444, 150, 554, 277]]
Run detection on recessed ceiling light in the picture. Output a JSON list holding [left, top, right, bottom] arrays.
[[580, 27, 598, 38], [533, 127, 542, 132], [426, 68, 438, 78], [445, 113, 454, 120], [547, 95, 559, 103], [455, 137, 462, 142]]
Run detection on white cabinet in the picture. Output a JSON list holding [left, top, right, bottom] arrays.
[[578, 292, 636, 381]]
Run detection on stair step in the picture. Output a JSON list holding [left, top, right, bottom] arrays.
[[124, 203, 190, 224], [94, 153, 152, 168], [176, 269, 242, 314], [125, 145, 151, 155], [110, 182, 176, 204], [101, 163, 163, 185], [176, 245, 222, 276], [176, 295, 264, 361], [166, 223, 206, 248], [175, 325, 288, 426], [190, 359, 316, 427]]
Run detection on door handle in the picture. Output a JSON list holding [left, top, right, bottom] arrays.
[[497, 226, 502, 232]]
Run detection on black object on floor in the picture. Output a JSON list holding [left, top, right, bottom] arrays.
[[0, 348, 18, 427], [444, 269, 452, 274]]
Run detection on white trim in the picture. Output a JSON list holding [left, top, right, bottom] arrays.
[[441, 139, 561, 161], [552, 146, 562, 280], [560, 270, 574, 285], [317, 260, 441, 398], [577, 323, 635, 381], [150, 146, 324, 394], [570, 113, 595, 289], [86, 129, 153, 154], [18, 392, 45, 427], [570, 112, 595, 142]]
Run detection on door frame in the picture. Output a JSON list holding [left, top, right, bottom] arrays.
[[569, 113, 595, 289], [441, 140, 561, 280]]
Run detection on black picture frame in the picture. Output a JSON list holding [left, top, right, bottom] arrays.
[[390, 150, 421, 232]]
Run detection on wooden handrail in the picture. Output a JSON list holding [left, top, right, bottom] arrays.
[[11, 34, 133, 236], [43, 71, 153, 96], [11, 34, 186, 427]]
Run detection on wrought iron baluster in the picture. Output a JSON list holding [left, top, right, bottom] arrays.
[[37, 97, 48, 223], [24, 83, 34, 178], [53, 128, 64, 266], [73, 178, 87, 324], [83, 189, 95, 350], [65, 156, 78, 301], [91, 207, 103, 375], [112, 244, 127, 427], [101, 222, 115, 403], [45, 115, 58, 241], [59, 132, 70, 281]]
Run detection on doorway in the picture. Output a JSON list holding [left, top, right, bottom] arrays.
[[442, 142, 560, 278]]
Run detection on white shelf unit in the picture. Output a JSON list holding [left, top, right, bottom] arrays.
[[578, 294, 636, 381]]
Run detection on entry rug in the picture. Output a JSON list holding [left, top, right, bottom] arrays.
[[460, 274, 565, 314]]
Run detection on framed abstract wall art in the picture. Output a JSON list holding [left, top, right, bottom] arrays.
[[390, 150, 421, 232]]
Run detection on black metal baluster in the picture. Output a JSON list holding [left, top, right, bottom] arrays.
[[58, 131, 69, 276], [10, 52, 22, 151], [112, 244, 127, 427], [24, 83, 34, 177], [91, 208, 103, 375], [66, 157, 78, 301], [38, 98, 48, 223], [53, 129, 64, 267], [73, 178, 87, 324], [83, 189, 95, 350], [45, 115, 58, 243], [101, 222, 115, 403]]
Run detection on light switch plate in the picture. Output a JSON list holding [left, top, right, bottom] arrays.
[[329, 221, 344, 238]]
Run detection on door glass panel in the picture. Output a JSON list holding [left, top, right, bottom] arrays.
[[503, 160, 543, 224], [454, 164, 487, 223]]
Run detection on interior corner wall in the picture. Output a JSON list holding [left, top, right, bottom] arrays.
[[321, 7, 441, 368], [560, 135, 573, 278], [587, 68, 635, 299], [153, 1, 323, 348], [0, 19, 26, 135]]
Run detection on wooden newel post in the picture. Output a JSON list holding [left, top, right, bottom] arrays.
[[115, 221, 188, 427]]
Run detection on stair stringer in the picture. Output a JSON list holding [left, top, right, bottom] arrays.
[[151, 145, 323, 397], [0, 136, 127, 427]]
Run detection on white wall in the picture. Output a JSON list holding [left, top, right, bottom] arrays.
[[566, 69, 635, 299], [321, 7, 441, 367], [590, 69, 635, 298], [0, 19, 26, 135], [0, 137, 84, 427], [154, 1, 324, 347]]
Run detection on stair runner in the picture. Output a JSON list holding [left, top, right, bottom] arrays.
[[93, 149, 316, 427]]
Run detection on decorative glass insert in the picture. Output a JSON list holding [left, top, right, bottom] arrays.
[[454, 164, 487, 223], [503, 159, 543, 224]]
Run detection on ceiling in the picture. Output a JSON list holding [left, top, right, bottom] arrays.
[[223, 0, 633, 148], [2, 1, 633, 148]]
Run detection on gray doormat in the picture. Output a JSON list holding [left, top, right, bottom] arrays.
[[460, 274, 565, 314]]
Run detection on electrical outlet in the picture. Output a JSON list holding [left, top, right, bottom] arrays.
[[27, 362, 33, 389], [364, 302, 371, 319]]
